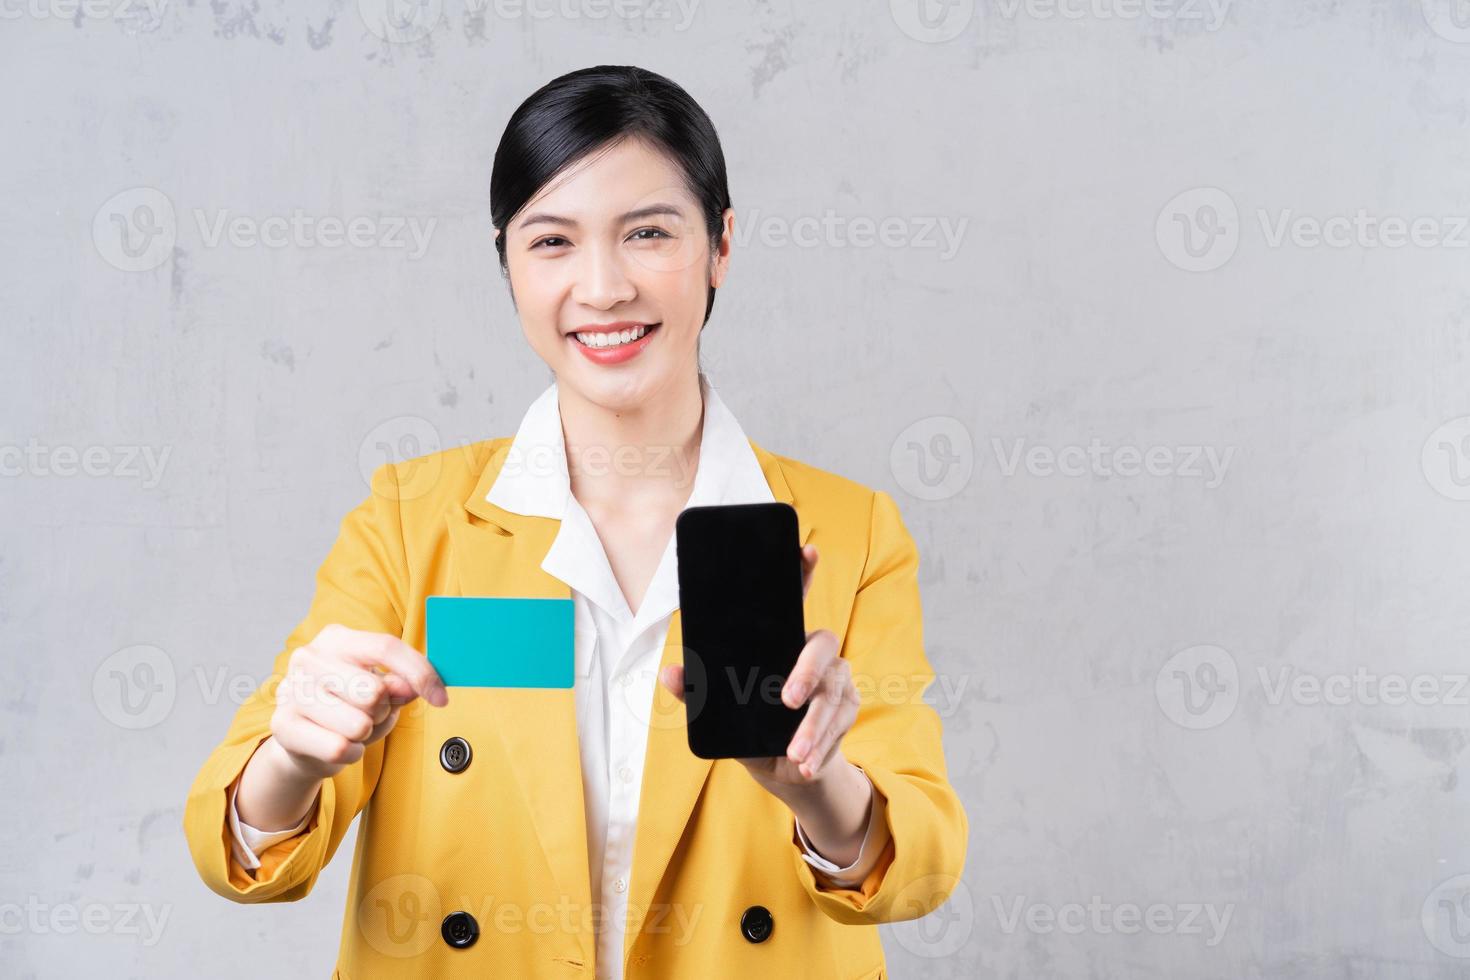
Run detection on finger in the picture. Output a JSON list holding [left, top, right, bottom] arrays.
[[287, 648, 411, 715], [800, 544, 819, 600], [813, 730, 846, 773], [367, 704, 402, 744], [367, 696, 393, 726], [796, 732, 843, 781], [659, 664, 687, 703], [363, 668, 418, 706], [786, 672, 842, 765], [273, 713, 365, 768], [308, 659, 397, 713], [297, 687, 377, 744], [799, 699, 858, 779], [323, 626, 448, 706], [782, 629, 839, 709]]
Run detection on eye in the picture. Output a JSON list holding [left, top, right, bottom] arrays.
[[531, 236, 570, 249], [628, 226, 672, 242]]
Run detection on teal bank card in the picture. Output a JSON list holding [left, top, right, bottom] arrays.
[[425, 596, 574, 688]]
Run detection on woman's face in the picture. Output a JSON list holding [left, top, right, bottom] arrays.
[[499, 137, 732, 413]]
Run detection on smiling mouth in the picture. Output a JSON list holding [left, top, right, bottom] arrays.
[[571, 323, 660, 349]]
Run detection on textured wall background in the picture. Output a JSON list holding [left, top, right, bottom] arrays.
[[5, 1, 1470, 977]]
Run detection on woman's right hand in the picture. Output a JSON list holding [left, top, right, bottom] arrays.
[[236, 624, 448, 831], [268, 624, 449, 781]]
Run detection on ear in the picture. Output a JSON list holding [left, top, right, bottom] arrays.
[[709, 207, 734, 289]]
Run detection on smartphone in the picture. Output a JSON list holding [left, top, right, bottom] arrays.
[[674, 501, 808, 759]]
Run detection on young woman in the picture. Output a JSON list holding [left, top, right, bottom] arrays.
[[184, 65, 967, 980]]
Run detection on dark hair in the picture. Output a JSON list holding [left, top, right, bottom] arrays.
[[490, 65, 732, 326]]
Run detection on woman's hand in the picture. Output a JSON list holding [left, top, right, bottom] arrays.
[[269, 624, 448, 780], [660, 545, 875, 867], [658, 545, 861, 793], [236, 625, 447, 832]]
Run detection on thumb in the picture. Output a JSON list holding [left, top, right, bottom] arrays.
[[659, 664, 687, 703], [801, 544, 819, 600]]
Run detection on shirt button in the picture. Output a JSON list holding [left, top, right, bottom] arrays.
[[618, 766, 632, 783], [614, 877, 627, 893]]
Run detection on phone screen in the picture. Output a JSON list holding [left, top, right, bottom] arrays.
[[674, 502, 808, 759]]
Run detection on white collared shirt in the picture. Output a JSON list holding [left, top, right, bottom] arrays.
[[228, 373, 881, 979]]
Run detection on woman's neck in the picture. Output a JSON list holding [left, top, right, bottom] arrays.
[[558, 371, 705, 508]]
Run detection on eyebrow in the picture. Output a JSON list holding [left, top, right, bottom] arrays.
[[516, 204, 685, 230]]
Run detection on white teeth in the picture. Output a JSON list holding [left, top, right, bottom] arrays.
[[576, 324, 650, 348]]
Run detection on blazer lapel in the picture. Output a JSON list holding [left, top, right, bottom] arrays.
[[447, 444, 592, 962], [619, 606, 707, 967], [755, 440, 813, 547], [447, 437, 813, 976], [622, 441, 812, 967]]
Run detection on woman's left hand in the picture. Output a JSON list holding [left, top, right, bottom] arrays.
[[658, 544, 862, 796]]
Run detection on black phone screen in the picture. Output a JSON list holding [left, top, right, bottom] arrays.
[[674, 502, 808, 759]]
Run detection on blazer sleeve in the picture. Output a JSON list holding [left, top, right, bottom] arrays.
[[182, 462, 411, 903], [788, 489, 970, 925]]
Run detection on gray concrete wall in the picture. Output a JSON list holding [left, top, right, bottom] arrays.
[[5, 1, 1470, 976]]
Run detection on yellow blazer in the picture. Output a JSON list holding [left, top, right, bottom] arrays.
[[183, 437, 969, 979]]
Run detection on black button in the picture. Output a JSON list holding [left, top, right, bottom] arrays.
[[439, 737, 472, 774], [740, 905, 773, 944], [441, 910, 479, 949]]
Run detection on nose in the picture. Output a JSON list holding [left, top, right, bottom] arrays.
[[571, 242, 637, 310]]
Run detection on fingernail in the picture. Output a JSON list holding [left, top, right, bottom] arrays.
[[789, 737, 809, 760], [786, 682, 808, 706]]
